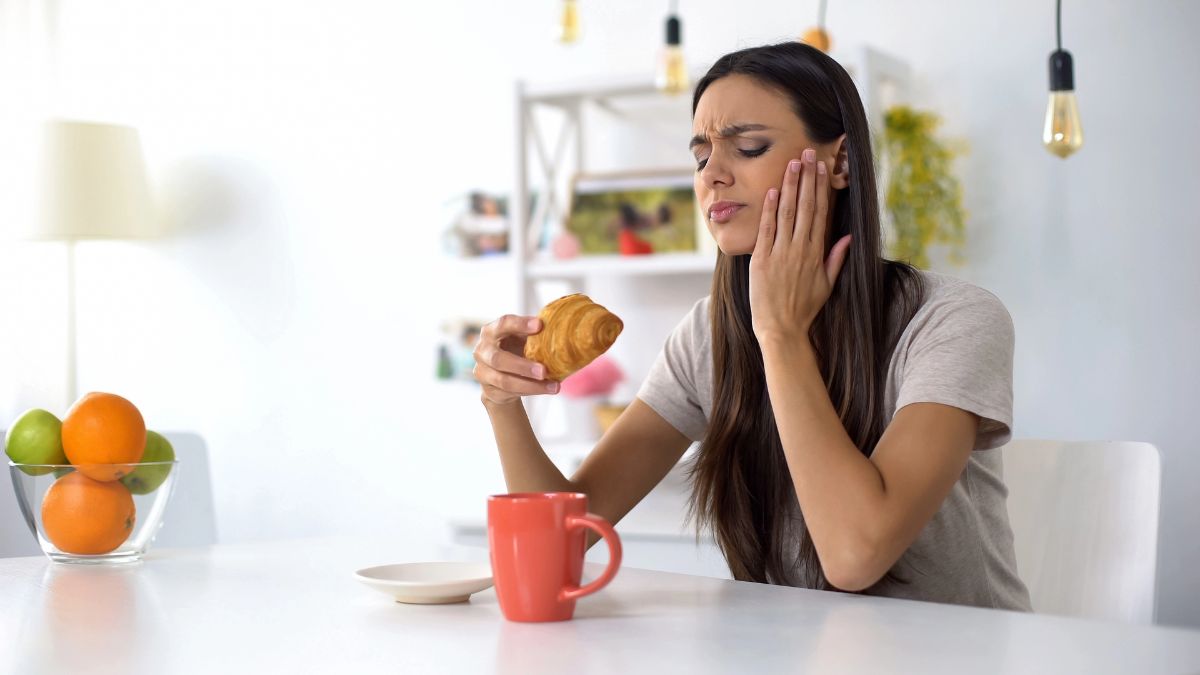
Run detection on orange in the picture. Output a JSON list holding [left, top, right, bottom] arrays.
[[41, 472, 136, 555], [61, 392, 146, 482]]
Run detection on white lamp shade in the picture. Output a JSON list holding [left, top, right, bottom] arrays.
[[29, 119, 159, 240]]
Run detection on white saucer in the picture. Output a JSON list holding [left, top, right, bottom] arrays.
[[354, 562, 494, 605]]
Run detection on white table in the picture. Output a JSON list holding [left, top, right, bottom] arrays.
[[2, 535, 1199, 675]]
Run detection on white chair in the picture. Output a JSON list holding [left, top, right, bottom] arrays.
[[1002, 439, 1161, 624], [153, 431, 219, 549], [1, 430, 218, 556]]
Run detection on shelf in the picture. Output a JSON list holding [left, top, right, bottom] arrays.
[[443, 254, 512, 269], [527, 252, 716, 279], [522, 67, 713, 106]]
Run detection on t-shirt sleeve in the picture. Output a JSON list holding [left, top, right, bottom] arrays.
[[635, 298, 709, 442], [895, 287, 1015, 450]]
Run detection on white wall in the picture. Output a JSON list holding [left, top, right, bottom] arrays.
[[1, 0, 1197, 626]]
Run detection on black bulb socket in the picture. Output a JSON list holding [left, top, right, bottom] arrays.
[[1049, 49, 1075, 92], [666, 15, 682, 46]]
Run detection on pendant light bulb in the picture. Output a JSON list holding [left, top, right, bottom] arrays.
[[1043, 50, 1083, 158], [1043, 0, 1082, 158], [558, 0, 580, 44], [656, 14, 688, 95]]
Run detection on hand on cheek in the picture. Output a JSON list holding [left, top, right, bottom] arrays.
[[747, 148, 853, 343]]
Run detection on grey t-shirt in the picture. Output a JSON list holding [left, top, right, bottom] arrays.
[[636, 270, 1032, 611]]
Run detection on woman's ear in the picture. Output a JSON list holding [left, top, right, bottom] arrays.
[[830, 134, 850, 190]]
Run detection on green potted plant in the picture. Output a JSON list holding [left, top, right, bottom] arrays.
[[879, 105, 967, 269]]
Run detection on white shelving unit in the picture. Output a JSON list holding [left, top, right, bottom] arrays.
[[510, 66, 717, 314]]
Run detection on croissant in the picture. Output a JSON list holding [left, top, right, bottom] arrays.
[[524, 293, 624, 382]]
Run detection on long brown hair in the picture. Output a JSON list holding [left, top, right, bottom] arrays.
[[687, 42, 927, 588]]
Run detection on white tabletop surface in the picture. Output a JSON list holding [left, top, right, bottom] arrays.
[[3, 534, 1200, 675]]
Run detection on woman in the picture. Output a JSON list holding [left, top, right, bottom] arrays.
[[473, 41, 1030, 610]]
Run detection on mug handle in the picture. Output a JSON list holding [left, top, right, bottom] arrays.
[[559, 513, 623, 602]]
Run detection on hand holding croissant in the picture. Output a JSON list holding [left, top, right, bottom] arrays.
[[524, 294, 624, 382]]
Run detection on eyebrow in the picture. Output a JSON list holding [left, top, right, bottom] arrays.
[[688, 123, 772, 151]]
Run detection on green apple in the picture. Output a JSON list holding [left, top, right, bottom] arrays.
[[120, 430, 175, 495], [5, 409, 67, 476]]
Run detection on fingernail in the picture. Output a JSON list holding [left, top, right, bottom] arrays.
[[527, 319, 538, 330], [546, 382, 559, 393], [788, 160, 801, 173], [803, 148, 815, 162], [768, 188, 778, 200], [817, 160, 826, 175], [533, 364, 545, 379]]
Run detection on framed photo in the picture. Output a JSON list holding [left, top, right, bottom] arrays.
[[435, 317, 486, 382], [442, 191, 510, 258], [564, 170, 698, 255]]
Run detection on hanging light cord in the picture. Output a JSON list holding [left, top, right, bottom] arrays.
[[818, 0, 828, 30], [1056, 0, 1062, 51]]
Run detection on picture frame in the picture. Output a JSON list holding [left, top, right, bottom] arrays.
[[564, 169, 700, 255], [442, 191, 509, 258]]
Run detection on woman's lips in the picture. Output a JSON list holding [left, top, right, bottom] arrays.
[[709, 203, 745, 224]]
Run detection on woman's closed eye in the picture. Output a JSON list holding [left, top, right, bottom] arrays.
[[695, 145, 771, 171]]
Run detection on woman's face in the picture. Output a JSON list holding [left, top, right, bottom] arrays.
[[691, 74, 848, 256]]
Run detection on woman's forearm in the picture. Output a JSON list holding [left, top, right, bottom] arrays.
[[759, 337, 888, 584], [482, 396, 575, 494]]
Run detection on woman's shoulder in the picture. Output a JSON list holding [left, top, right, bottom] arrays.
[[683, 295, 713, 347], [690, 294, 712, 319], [906, 270, 1014, 337], [679, 295, 712, 332], [657, 295, 713, 357]]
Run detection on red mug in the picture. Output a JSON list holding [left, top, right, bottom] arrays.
[[487, 492, 622, 622]]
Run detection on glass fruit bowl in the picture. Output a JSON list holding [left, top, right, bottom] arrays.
[[8, 460, 179, 564]]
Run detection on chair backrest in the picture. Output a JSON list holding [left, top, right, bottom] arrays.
[[154, 431, 219, 549], [1002, 439, 1161, 624], [1, 430, 218, 557]]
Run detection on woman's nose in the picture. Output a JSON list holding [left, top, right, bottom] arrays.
[[699, 154, 733, 188]]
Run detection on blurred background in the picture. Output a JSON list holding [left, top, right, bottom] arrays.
[[1, 0, 1197, 627]]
